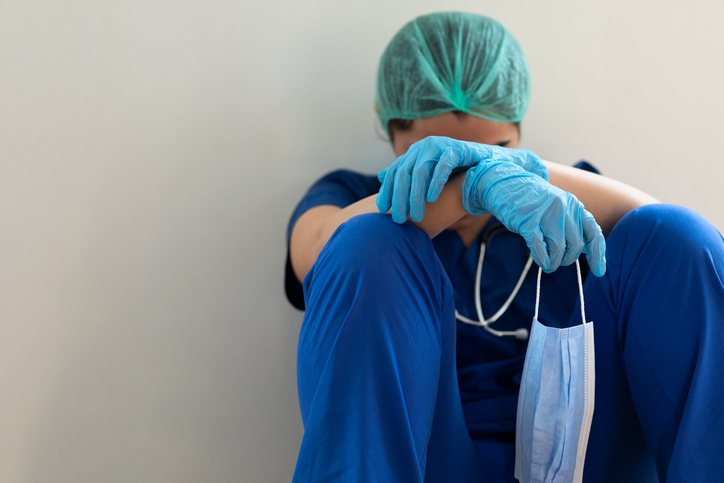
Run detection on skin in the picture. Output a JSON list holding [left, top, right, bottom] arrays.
[[289, 112, 659, 283]]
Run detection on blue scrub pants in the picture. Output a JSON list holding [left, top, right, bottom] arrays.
[[293, 204, 724, 482]]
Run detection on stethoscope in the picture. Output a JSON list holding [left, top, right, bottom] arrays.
[[454, 223, 534, 340]]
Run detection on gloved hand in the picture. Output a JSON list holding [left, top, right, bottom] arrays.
[[462, 161, 607, 276], [376, 136, 548, 223]]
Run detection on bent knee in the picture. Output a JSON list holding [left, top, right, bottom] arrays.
[[608, 204, 722, 264], [307, 213, 447, 301], [336, 213, 430, 248], [305, 213, 451, 320], [321, 213, 434, 268]]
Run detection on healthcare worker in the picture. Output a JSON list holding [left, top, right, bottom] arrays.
[[285, 12, 724, 483]]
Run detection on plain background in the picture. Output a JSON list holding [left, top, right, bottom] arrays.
[[1, 0, 723, 481]]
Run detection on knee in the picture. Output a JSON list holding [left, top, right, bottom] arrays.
[[320, 213, 436, 272], [304, 213, 452, 338], [607, 204, 722, 264]]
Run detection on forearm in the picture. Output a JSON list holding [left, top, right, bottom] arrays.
[[290, 173, 468, 283], [545, 161, 659, 236]]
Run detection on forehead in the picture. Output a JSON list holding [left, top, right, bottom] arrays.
[[393, 112, 519, 155]]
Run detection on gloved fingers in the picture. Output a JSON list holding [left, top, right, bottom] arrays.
[[543, 228, 566, 273], [376, 175, 392, 214], [514, 185, 568, 272], [494, 147, 548, 181], [390, 158, 415, 223], [560, 205, 586, 267], [376, 158, 401, 214], [461, 163, 493, 216], [376, 152, 414, 213], [427, 147, 460, 203], [525, 227, 552, 273], [377, 167, 388, 183], [581, 209, 607, 277], [518, 149, 549, 180], [500, 147, 526, 166], [560, 236, 585, 268], [469, 142, 493, 163], [409, 157, 437, 222], [377, 142, 420, 214]]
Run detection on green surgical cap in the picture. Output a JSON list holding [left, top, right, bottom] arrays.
[[376, 12, 530, 133]]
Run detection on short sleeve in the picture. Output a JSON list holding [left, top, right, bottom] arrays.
[[285, 170, 381, 310], [573, 160, 600, 175]]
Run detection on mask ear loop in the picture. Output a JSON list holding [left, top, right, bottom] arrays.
[[534, 266, 542, 321], [575, 259, 588, 325], [534, 259, 587, 325]]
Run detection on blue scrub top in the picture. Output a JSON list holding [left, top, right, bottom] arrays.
[[285, 164, 597, 443]]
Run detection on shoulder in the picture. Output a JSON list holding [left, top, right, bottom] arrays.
[[309, 169, 381, 196]]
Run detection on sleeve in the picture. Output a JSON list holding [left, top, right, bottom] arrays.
[[285, 169, 382, 310], [572, 159, 600, 175]]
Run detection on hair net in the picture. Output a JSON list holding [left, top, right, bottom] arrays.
[[375, 12, 530, 133]]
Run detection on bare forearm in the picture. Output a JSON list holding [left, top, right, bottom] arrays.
[[290, 173, 468, 283], [545, 161, 659, 236]]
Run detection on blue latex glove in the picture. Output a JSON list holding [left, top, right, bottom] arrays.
[[462, 161, 607, 276], [376, 136, 548, 223]]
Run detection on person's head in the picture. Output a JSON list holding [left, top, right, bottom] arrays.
[[375, 12, 529, 156]]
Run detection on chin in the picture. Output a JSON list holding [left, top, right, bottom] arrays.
[[448, 214, 475, 230]]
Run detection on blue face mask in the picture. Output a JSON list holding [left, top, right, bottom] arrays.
[[514, 260, 595, 483]]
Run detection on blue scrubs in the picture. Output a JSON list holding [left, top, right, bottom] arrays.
[[285, 170, 724, 482]]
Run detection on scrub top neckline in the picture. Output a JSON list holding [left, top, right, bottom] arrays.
[[448, 215, 503, 253]]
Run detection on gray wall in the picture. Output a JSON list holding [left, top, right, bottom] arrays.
[[1, 1, 722, 482]]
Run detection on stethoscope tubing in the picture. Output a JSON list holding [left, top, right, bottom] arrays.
[[455, 223, 533, 340]]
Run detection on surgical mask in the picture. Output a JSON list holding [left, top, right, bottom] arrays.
[[514, 260, 595, 483]]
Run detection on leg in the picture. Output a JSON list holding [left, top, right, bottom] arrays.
[[293, 214, 483, 482], [581, 204, 724, 482]]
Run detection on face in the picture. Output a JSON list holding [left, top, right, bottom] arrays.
[[391, 112, 520, 232], [391, 112, 519, 157]]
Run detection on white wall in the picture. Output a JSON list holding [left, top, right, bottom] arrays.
[[1, 1, 722, 482]]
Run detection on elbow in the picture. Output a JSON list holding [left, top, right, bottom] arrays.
[[290, 235, 326, 285]]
